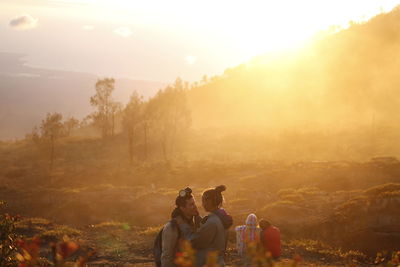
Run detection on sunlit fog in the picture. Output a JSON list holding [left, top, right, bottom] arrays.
[[1, 1, 400, 266]]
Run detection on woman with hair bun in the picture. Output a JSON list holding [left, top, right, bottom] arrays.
[[178, 185, 233, 267]]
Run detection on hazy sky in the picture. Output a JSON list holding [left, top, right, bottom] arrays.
[[1, 0, 399, 82]]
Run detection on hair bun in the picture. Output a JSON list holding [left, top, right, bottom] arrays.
[[215, 185, 226, 193]]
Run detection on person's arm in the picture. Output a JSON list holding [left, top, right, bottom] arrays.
[[161, 223, 178, 267], [179, 217, 217, 250]]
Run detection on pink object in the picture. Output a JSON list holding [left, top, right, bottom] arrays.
[[235, 214, 260, 256]]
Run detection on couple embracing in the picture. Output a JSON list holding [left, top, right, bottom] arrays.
[[156, 185, 233, 267]]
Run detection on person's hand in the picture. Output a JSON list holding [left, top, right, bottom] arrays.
[[194, 214, 202, 227]]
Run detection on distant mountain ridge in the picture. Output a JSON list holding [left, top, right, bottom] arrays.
[[0, 53, 166, 140]]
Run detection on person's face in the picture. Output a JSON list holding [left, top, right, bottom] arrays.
[[180, 197, 199, 218]]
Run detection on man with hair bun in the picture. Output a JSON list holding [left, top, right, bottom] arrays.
[[177, 185, 233, 267], [156, 187, 201, 267]]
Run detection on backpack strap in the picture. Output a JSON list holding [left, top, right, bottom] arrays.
[[170, 218, 182, 239]]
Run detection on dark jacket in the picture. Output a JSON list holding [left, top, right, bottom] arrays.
[[161, 208, 200, 267], [161, 219, 180, 267]]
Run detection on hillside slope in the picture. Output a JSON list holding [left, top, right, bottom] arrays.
[[188, 7, 400, 130]]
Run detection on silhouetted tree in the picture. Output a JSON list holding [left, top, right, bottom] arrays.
[[201, 75, 208, 84], [40, 112, 63, 170], [147, 78, 191, 161], [122, 91, 143, 164], [142, 104, 152, 161], [63, 117, 79, 137], [26, 126, 41, 145], [110, 102, 122, 137], [80, 115, 92, 128], [90, 78, 120, 138]]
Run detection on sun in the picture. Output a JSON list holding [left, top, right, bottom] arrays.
[[69, 0, 399, 57], [7, 0, 400, 61]]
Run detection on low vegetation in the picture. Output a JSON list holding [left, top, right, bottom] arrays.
[[2, 8, 400, 266]]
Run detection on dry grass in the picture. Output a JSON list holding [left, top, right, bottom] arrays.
[[138, 225, 162, 236], [41, 225, 81, 241]]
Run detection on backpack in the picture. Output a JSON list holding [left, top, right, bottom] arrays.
[[153, 219, 181, 267]]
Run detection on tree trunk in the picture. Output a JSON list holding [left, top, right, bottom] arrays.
[[112, 112, 115, 137], [161, 132, 168, 162], [144, 122, 148, 161], [102, 115, 108, 138], [50, 135, 54, 171], [105, 97, 109, 138], [128, 130, 133, 164]]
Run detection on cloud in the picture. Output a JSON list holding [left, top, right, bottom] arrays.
[[113, 27, 132, 38], [9, 14, 38, 30], [185, 55, 197, 65], [82, 25, 95, 31]]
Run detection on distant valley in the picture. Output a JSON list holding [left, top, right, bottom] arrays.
[[0, 52, 165, 140]]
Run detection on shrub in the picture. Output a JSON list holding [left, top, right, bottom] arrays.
[[40, 226, 81, 242], [16, 236, 96, 267], [0, 213, 20, 266]]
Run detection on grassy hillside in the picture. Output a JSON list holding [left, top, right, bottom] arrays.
[[179, 7, 400, 161], [1, 136, 399, 256], [188, 7, 400, 130]]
